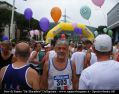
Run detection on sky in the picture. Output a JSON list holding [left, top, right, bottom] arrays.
[[1, 0, 119, 27]]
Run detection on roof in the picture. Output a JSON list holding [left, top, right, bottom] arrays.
[[107, 2, 119, 15], [0, 1, 17, 9]]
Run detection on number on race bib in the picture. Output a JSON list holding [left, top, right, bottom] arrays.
[[56, 79, 67, 86]]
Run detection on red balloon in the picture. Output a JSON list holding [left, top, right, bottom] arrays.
[[61, 34, 66, 39]]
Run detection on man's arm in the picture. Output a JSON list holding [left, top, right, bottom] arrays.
[[0, 67, 7, 89], [27, 68, 40, 90], [40, 60, 49, 89], [71, 61, 77, 90], [29, 51, 39, 64]]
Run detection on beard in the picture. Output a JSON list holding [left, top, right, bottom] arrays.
[[57, 52, 66, 59]]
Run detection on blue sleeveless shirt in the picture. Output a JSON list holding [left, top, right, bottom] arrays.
[[2, 64, 32, 90]]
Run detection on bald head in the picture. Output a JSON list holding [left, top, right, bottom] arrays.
[[15, 42, 30, 59]]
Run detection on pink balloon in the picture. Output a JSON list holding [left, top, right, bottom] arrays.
[[34, 30, 39, 35], [30, 30, 34, 37], [72, 23, 77, 28], [92, 0, 105, 8]]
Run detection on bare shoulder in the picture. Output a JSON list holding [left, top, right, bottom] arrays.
[[0, 66, 7, 73], [0, 66, 8, 82], [27, 67, 39, 76], [26, 67, 39, 85], [26, 67, 40, 90]]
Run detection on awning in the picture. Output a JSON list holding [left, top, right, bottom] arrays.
[[108, 21, 119, 29]]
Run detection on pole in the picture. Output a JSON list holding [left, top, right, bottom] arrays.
[[10, 0, 15, 40]]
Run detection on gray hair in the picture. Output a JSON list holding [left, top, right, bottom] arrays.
[[55, 39, 69, 47]]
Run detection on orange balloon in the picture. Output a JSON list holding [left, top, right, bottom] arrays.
[[51, 7, 62, 23]]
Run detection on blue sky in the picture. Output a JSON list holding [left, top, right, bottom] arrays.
[[1, 0, 118, 27]]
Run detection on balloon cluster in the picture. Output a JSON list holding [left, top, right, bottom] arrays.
[[94, 28, 113, 37], [103, 28, 113, 37], [80, 0, 105, 21], [29, 30, 39, 37]]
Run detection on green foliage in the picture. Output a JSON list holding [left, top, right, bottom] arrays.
[[0, 9, 11, 27]]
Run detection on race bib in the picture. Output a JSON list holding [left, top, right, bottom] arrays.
[[54, 75, 70, 90]]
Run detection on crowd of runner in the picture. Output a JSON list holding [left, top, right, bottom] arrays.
[[0, 34, 119, 90]]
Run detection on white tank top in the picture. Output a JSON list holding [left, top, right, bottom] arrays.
[[29, 51, 39, 67], [48, 58, 73, 90]]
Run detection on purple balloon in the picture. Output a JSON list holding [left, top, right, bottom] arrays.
[[24, 8, 33, 20], [74, 27, 82, 35], [2, 36, 9, 41], [39, 17, 49, 32]]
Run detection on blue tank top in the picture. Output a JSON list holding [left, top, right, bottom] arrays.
[[2, 64, 32, 90]]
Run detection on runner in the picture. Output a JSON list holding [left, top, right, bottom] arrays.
[[79, 34, 119, 90], [42, 39, 77, 90], [71, 43, 85, 89], [0, 42, 40, 90]]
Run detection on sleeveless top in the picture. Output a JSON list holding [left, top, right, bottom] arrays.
[[1, 64, 32, 90], [48, 58, 73, 90], [0, 52, 13, 69], [29, 51, 39, 67]]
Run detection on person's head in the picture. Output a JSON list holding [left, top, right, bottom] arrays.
[[44, 43, 51, 53], [51, 40, 56, 49], [70, 41, 75, 48], [93, 34, 112, 57], [77, 43, 83, 51], [1, 40, 12, 52], [55, 39, 69, 60], [12, 42, 16, 48], [113, 41, 118, 46], [85, 40, 92, 49], [15, 42, 30, 61], [34, 42, 41, 52]]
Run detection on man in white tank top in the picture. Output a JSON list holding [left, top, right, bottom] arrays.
[[41, 39, 77, 90], [79, 34, 119, 90]]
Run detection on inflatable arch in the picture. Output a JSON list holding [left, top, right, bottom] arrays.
[[46, 22, 94, 43]]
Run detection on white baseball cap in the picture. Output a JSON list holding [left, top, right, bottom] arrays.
[[94, 34, 112, 52]]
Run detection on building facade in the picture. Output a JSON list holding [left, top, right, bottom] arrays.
[[107, 3, 119, 42], [0, 1, 16, 40]]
